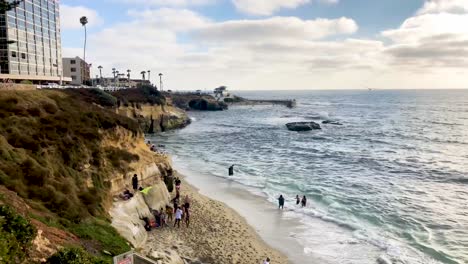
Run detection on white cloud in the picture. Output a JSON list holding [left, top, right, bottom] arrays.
[[63, 1, 468, 90], [127, 8, 211, 31], [60, 5, 103, 30], [118, 0, 216, 7], [382, 0, 468, 69], [417, 0, 468, 15], [232, 0, 310, 15], [194, 16, 358, 43]]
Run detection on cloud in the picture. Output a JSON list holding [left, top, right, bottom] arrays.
[[62, 1, 468, 90], [232, 0, 311, 16], [382, 0, 468, 69], [118, 0, 216, 7], [60, 5, 103, 30], [417, 0, 468, 15], [194, 16, 358, 43], [127, 8, 211, 31]]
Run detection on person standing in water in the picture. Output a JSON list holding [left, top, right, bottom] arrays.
[[301, 195, 307, 207], [278, 195, 285, 210], [228, 165, 234, 176], [296, 195, 300, 205]]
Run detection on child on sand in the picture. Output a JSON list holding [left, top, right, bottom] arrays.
[[174, 207, 183, 228], [263, 257, 270, 264]]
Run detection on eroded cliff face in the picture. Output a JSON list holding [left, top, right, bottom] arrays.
[[117, 104, 191, 134]]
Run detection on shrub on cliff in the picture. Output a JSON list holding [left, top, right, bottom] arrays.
[[46, 247, 107, 264], [0, 90, 141, 221], [0, 205, 37, 263], [63, 88, 118, 107], [112, 85, 166, 106]]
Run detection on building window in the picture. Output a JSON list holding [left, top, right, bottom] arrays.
[[11, 51, 17, 58], [71, 76, 77, 80], [71, 67, 76, 72], [70, 59, 76, 64], [21, 53, 26, 59]]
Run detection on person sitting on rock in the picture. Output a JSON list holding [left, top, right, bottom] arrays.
[[132, 174, 139, 191]]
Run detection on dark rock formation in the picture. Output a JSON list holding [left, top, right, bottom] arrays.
[[188, 99, 227, 111], [286, 122, 321, 131]]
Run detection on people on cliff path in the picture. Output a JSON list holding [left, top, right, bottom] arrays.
[[278, 195, 285, 210], [132, 174, 139, 191], [174, 207, 183, 228], [301, 195, 307, 207]]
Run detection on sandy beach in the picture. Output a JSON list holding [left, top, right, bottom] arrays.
[[141, 173, 288, 264]]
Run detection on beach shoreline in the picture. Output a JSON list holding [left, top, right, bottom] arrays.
[[140, 172, 289, 263]]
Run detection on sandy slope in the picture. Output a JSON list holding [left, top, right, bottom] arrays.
[[141, 175, 288, 264]]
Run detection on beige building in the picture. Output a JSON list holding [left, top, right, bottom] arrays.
[[0, 0, 68, 84], [62, 57, 90, 85]]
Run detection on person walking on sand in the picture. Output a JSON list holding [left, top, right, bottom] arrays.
[[183, 195, 190, 219], [166, 205, 173, 222], [160, 207, 167, 227], [132, 174, 138, 191], [278, 195, 285, 210], [185, 207, 190, 227], [263, 257, 270, 264], [296, 195, 300, 205], [174, 206, 183, 228], [301, 195, 307, 207]]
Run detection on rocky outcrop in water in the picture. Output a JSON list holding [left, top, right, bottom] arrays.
[[188, 98, 227, 111], [286, 122, 321, 131]]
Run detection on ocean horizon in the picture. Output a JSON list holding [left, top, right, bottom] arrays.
[[152, 89, 468, 264]]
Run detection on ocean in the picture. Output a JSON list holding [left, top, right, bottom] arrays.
[[152, 90, 468, 264]]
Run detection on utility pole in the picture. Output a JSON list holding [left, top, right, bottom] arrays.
[[159, 73, 163, 91]]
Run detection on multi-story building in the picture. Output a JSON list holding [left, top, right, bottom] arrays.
[[62, 56, 90, 85], [0, 0, 67, 83]]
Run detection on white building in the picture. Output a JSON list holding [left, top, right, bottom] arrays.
[[62, 57, 90, 85]]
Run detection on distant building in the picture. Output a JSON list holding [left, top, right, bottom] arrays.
[[62, 57, 90, 85], [0, 0, 67, 83], [214, 86, 230, 98]]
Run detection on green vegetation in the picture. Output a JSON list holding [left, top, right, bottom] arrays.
[[112, 84, 166, 107], [19, 80, 33, 85], [0, 205, 37, 263], [64, 88, 118, 107], [46, 247, 107, 264], [0, 90, 140, 261], [0, 90, 140, 221], [69, 218, 130, 256]]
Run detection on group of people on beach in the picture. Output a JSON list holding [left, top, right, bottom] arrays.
[[128, 174, 192, 231], [278, 194, 307, 209], [147, 140, 168, 155]]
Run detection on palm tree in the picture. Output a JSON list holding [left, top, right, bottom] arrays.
[[141, 71, 146, 80], [80, 16, 88, 62], [159, 73, 163, 91], [98, 65, 103, 79], [112, 68, 116, 79], [127, 69, 131, 84]]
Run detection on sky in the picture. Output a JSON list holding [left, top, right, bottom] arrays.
[[60, 0, 468, 90]]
